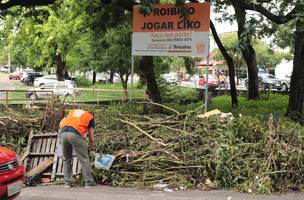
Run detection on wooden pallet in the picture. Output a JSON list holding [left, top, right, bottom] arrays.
[[23, 131, 81, 181]]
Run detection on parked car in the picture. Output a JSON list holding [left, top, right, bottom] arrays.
[[8, 71, 23, 80], [23, 72, 43, 86], [165, 77, 178, 85], [162, 74, 178, 85], [33, 75, 75, 87], [0, 146, 25, 200], [26, 81, 79, 99], [20, 69, 34, 82], [280, 72, 291, 91], [0, 66, 9, 73], [198, 74, 219, 87], [244, 73, 282, 90], [33, 74, 57, 87]]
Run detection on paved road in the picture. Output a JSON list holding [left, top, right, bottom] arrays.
[[0, 72, 15, 99], [17, 185, 303, 200]]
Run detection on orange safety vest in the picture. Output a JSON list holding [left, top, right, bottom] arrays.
[[60, 109, 93, 138]]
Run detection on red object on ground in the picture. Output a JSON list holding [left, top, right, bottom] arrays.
[[41, 178, 50, 184], [0, 146, 25, 200]]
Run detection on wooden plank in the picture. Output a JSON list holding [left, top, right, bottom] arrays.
[[40, 138, 47, 166], [32, 133, 58, 138], [26, 158, 54, 177], [50, 136, 56, 153], [21, 150, 30, 163], [42, 136, 48, 153], [42, 138, 49, 153], [46, 156, 53, 174], [41, 172, 52, 176], [46, 137, 52, 154], [41, 134, 49, 168], [23, 130, 33, 171], [30, 138, 38, 170], [34, 137, 43, 168], [31, 138, 38, 169], [24, 131, 62, 180], [29, 153, 55, 156], [51, 133, 60, 181], [30, 137, 37, 152]]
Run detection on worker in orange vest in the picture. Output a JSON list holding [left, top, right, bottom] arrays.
[[59, 109, 98, 189]]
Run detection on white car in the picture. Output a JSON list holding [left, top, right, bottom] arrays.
[[33, 75, 75, 87], [0, 66, 9, 73], [162, 74, 178, 85], [280, 72, 291, 91], [33, 74, 57, 87], [26, 81, 79, 99]]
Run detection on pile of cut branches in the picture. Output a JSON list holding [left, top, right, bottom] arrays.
[[1, 102, 303, 194], [93, 106, 304, 194], [0, 106, 43, 153], [0, 99, 64, 153]]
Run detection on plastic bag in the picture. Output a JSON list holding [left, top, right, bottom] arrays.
[[94, 153, 115, 171]]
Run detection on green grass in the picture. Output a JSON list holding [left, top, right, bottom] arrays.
[[1, 82, 146, 104], [75, 83, 145, 102], [209, 94, 289, 120], [2, 79, 290, 119], [162, 86, 199, 104]]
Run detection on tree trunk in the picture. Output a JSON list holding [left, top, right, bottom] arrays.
[[183, 57, 195, 76], [286, 18, 304, 122], [93, 71, 96, 85], [122, 76, 129, 99], [119, 72, 129, 99], [55, 52, 65, 81], [139, 56, 163, 113], [236, 66, 240, 85], [233, 4, 259, 100], [109, 69, 114, 84], [63, 65, 70, 80], [210, 21, 238, 108]]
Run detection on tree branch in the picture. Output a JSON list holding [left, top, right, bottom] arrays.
[[210, 20, 238, 107], [210, 20, 233, 65], [234, 0, 297, 24], [0, 0, 56, 10]]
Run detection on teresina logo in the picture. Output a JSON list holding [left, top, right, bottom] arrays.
[[173, 45, 191, 49]]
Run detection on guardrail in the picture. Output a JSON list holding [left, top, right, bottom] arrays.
[[0, 88, 146, 105]]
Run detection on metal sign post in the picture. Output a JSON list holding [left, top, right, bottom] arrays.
[[130, 55, 135, 101], [204, 42, 210, 113]]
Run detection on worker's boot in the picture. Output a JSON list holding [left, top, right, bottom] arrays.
[[64, 183, 73, 189], [85, 182, 98, 189]]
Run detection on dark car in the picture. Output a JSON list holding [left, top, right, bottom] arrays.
[[244, 73, 282, 91], [23, 72, 43, 86]]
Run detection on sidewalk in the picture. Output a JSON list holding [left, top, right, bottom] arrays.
[[17, 185, 303, 200]]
